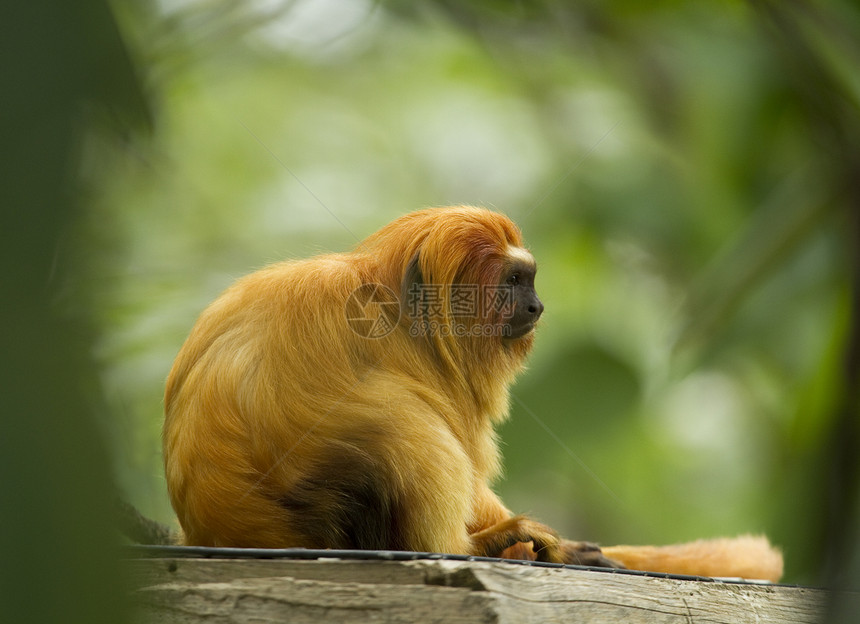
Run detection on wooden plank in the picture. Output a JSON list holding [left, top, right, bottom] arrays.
[[456, 562, 825, 624], [127, 557, 429, 589], [135, 576, 490, 624], [129, 557, 828, 623]]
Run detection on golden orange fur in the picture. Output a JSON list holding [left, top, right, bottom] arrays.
[[163, 206, 783, 581], [604, 536, 783, 581]]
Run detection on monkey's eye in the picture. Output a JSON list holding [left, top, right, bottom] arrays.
[[506, 273, 520, 286]]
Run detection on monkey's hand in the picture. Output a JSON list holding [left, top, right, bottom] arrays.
[[471, 515, 567, 563], [560, 539, 625, 569]]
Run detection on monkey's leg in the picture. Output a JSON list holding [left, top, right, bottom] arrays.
[[301, 416, 479, 556]]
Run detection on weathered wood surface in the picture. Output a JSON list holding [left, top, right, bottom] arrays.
[[129, 556, 827, 623]]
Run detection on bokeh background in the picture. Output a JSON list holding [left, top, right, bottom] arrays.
[[4, 2, 860, 619]]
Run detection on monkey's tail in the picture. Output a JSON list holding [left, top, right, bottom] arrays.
[[601, 535, 783, 582]]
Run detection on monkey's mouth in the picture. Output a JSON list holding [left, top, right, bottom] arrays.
[[504, 321, 537, 340]]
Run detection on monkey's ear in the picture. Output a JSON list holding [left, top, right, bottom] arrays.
[[401, 253, 423, 321]]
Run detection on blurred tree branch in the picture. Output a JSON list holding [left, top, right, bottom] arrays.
[[0, 1, 149, 622]]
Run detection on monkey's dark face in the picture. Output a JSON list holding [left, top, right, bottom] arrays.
[[398, 235, 541, 346], [501, 253, 543, 339]]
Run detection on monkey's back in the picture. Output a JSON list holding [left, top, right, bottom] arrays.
[[162, 253, 479, 550]]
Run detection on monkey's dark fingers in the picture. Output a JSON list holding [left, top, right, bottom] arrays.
[[530, 535, 565, 564], [560, 539, 626, 569]]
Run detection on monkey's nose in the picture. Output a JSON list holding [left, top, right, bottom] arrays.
[[528, 298, 544, 320]]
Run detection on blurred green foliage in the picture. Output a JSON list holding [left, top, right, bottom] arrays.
[[72, 0, 860, 586]]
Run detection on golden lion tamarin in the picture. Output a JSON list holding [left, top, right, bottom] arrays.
[[163, 206, 783, 581]]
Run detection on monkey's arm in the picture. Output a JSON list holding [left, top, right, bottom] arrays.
[[602, 535, 783, 582]]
